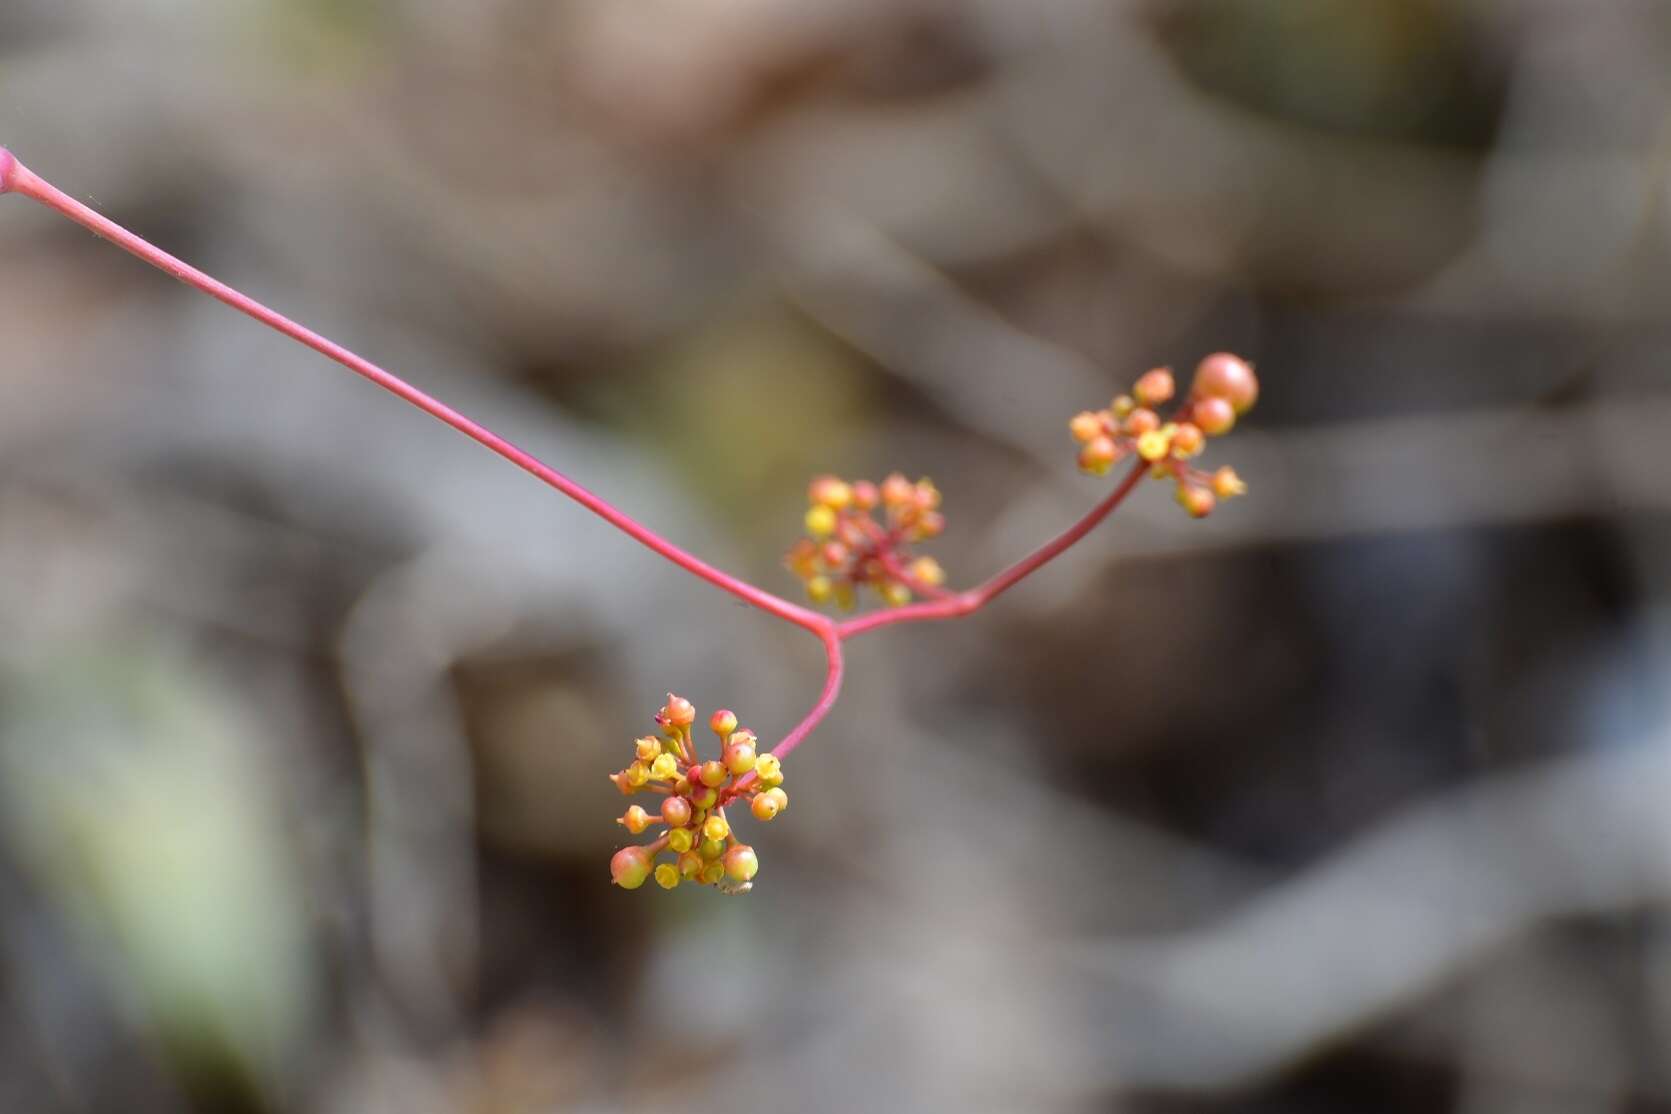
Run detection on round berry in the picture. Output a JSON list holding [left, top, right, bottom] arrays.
[[724, 741, 757, 775], [723, 845, 760, 883], [1176, 484, 1216, 518], [662, 694, 696, 728], [1134, 368, 1175, 407], [610, 846, 653, 890], [1191, 352, 1258, 414], [750, 793, 781, 822], [661, 796, 693, 828], [1079, 436, 1119, 476], [1192, 396, 1236, 436], [709, 709, 738, 737]]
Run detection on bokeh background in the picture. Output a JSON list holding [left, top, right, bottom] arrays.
[[3, 1, 1671, 1111]]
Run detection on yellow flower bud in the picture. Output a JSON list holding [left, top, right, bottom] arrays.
[[668, 827, 695, 854], [654, 863, 680, 889], [1137, 429, 1171, 462], [805, 505, 838, 538], [703, 814, 730, 842]]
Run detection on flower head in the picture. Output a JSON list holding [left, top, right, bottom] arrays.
[[786, 472, 949, 610], [608, 695, 788, 894], [1068, 354, 1259, 518]]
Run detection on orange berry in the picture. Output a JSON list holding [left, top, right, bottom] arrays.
[[750, 793, 781, 822], [852, 480, 879, 509], [1069, 410, 1104, 443], [1124, 408, 1160, 436], [1176, 484, 1216, 518], [762, 787, 788, 814], [1192, 396, 1235, 436], [881, 473, 914, 507], [1134, 368, 1175, 407], [1191, 352, 1258, 414], [808, 475, 853, 510], [610, 846, 653, 890], [619, 805, 652, 834], [1212, 466, 1247, 498], [662, 694, 696, 728], [1078, 435, 1119, 475], [723, 845, 759, 883], [661, 796, 693, 828], [1172, 423, 1204, 457]]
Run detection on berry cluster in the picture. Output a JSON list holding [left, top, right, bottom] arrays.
[[785, 474, 947, 610], [609, 695, 788, 894], [1069, 352, 1259, 518]]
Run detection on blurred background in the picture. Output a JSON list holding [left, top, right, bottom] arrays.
[[2, 1, 1670, 1111]]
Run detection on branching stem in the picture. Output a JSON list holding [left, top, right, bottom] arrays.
[[1, 148, 1149, 763]]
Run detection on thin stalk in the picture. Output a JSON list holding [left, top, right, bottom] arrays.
[[0, 149, 826, 634]]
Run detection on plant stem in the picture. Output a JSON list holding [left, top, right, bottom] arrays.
[[835, 458, 1149, 640], [1, 147, 1152, 767], [0, 149, 826, 635]]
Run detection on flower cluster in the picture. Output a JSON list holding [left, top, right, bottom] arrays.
[[609, 695, 787, 894], [785, 474, 947, 609], [1069, 352, 1259, 518]]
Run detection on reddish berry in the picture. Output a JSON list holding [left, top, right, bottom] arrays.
[[1176, 484, 1216, 518], [1133, 368, 1175, 407], [1124, 408, 1160, 436], [610, 846, 653, 890], [1192, 396, 1236, 436], [662, 694, 696, 728], [1069, 410, 1105, 443], [709, 708, 738, 737], [1078, 435, 1119, 475], [1191, 352, 1258, 414], [1172, 422, 1204, 457], [661, 796, 693, 828]]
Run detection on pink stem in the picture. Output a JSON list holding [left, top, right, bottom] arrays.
[[0, 147, 1151, 767], [836, 458, 1149, 639], [0, 149, 826, 635]]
